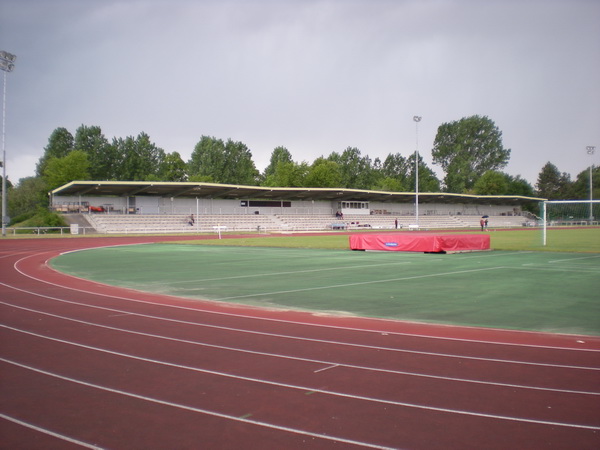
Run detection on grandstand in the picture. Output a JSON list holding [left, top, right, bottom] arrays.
[[77, 212, 530, 234], [51, 181, 542, 234]]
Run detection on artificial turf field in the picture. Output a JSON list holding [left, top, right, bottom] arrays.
[[52, 232, 600, 335]]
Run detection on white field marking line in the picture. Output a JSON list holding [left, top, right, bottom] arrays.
[[167, 260, 413, 285], [2, 302, 599, 391], [518, 265, 600, 274], [0, 358, 393, 450], [57, 242, 157, 257], [217, 267, 505, 300], [3, 331, 600, 432], [0, 413, 103, 450], [538, 263, 600, 270], [521, 261, 600, 268], [55, 247, 524, 287], [166, 250, 539, 286], [447, 250, 534, 260], [12, 254, 600, 353], [549, 255, 600, 264]]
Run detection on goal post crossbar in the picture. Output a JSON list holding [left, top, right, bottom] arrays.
[[544, 200, 600, 205]]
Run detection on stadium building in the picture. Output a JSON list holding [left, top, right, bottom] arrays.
[[50, 180, 544, 234]]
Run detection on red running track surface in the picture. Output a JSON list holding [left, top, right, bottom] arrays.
[[1, 236, 599, 449]]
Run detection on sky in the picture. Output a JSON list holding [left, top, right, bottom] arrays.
[[1, 0, 599, 188]]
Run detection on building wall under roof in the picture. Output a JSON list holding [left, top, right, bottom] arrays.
[[52, 194, 524, 217]]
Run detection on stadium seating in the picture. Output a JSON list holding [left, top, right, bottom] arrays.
[[80, 213, 529, 234]]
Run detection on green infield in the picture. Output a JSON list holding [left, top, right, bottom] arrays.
[[51, 240, 600, 335], [170, 227, 600, 252]]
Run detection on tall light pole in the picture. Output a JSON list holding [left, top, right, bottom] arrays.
[[413, 115, 422, 227], [1, 50, 16, 238], [587, 145, 596, 222]]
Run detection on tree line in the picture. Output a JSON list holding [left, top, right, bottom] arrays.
[[3, 115, 598, 223]]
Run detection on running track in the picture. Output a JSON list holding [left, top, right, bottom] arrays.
[[1, 236, 599, 449]]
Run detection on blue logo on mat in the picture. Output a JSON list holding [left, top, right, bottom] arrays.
[[385, 242, 399, 247]]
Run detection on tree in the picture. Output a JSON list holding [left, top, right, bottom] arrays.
[[372, 177, 405, 192], [0, 175, 13, 191], [473, 170, 509, 195], [74, 125, 116, 180], [535, 162, 572, 199], [382, 153, 408, 178], [36, 127, 74, 177], [505, 174, 535, 197], [263, 161, 309, 187], [263, 146, 293, 180], [43, 150, 91, 190], [406, 153, 441, 192], [327, 147, 376, 189], [222, 139, 260, 185], [7, 176, 48, 222], [159, 152, 188, 182], [432, 115, 511, 193], [374, 153, 410, 192], [472, 171, 535, 197], [568, 166, 600, 200], [188, 136, 259, 185], [304, 158, 342, 187], [113, 132, 166, 181], [188, 136, 224, 182]]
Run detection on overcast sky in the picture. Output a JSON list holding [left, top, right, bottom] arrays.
[[1, 0, 599, 188]]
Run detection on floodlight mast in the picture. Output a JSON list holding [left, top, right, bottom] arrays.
[[413, 116, 422, 227], [1, 50, 16, 238], [588, 146, 596, 222]]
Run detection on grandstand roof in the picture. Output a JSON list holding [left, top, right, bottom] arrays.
[[50, 181, 545, 205]]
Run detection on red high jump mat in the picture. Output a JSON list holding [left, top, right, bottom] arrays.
[[349, 233, 490, 253]]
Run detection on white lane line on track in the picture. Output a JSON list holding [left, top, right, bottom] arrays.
[[314, 364, 339, 373], [0, 251, 37, 260], [2, 284, 599, 372], [11, 253, 600, 353], [1, 307, 598, 395], [2, 286, 599, 371], [0, 358, 393, 450], [2, 347, 599, 432], [0, 413, 102, 450]]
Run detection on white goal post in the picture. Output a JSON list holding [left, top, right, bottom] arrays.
[[542, 199, 600, 246]]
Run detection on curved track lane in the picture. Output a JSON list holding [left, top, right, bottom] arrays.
[[1, 236, 599, 449]]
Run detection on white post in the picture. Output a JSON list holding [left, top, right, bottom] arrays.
[[1, 71, 7, 236], [587, 146, 595, 222], [0, 51, 15, 238], [542, 201, 547, 246], [196, 197, 199, 232], [591, 165, 594, 221], [413, 116, 422, 228]]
